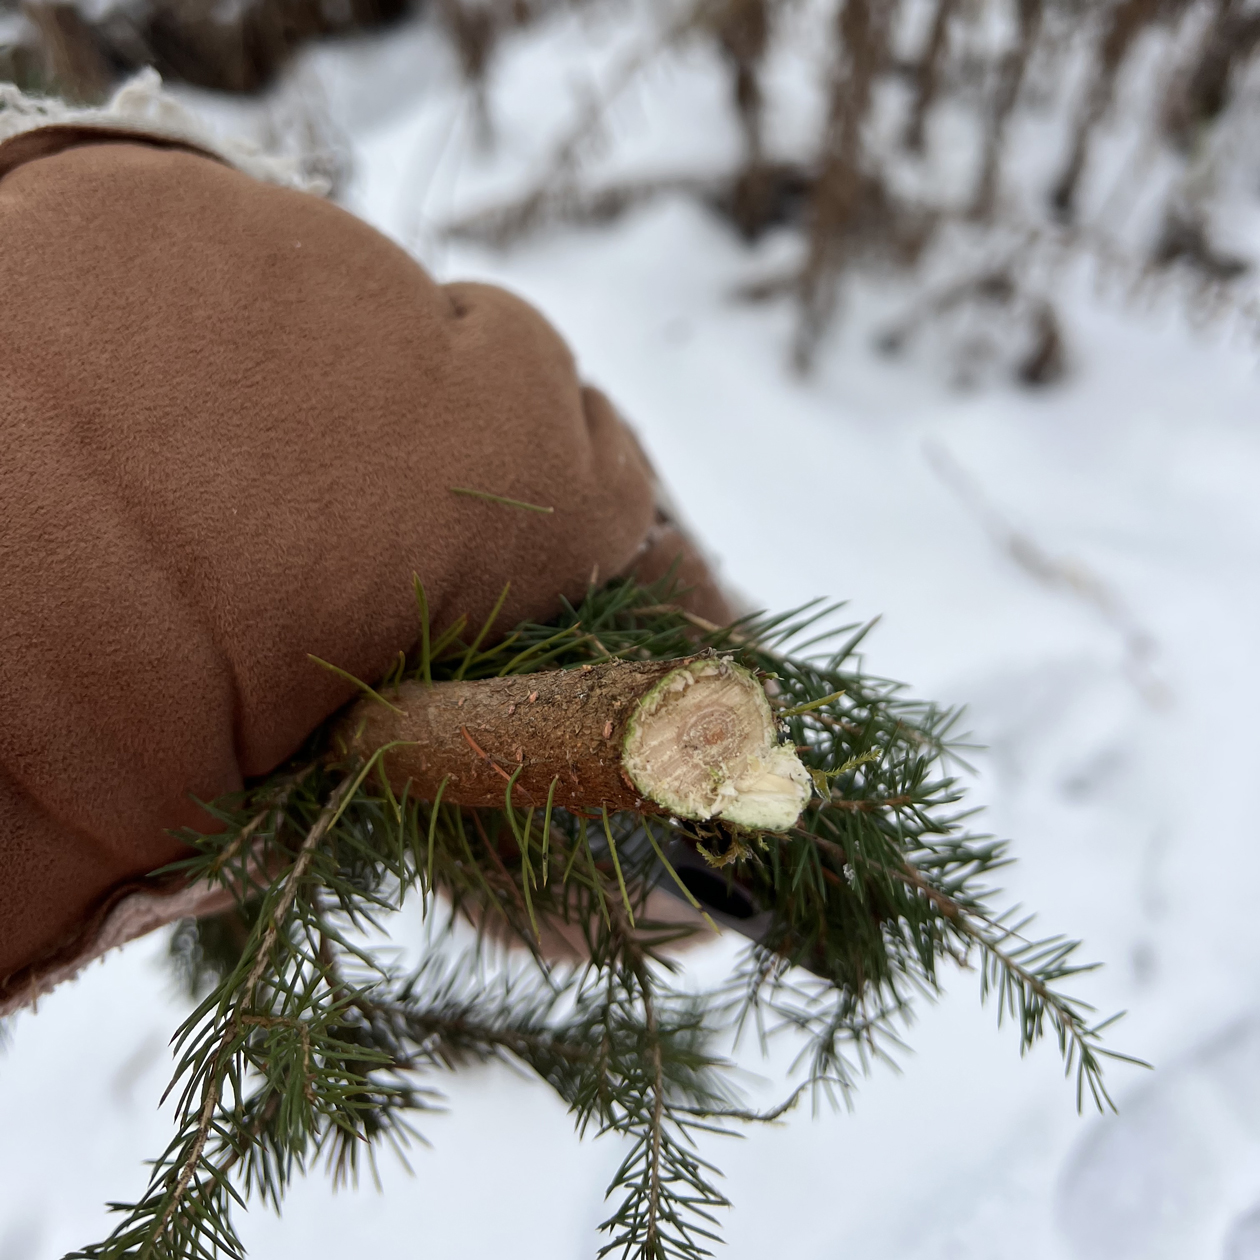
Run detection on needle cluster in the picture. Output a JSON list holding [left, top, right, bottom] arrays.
[[69, 577, 1140, 1260]]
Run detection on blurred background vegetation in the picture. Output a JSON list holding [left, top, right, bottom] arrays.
[[5, 0, 1260, 384]]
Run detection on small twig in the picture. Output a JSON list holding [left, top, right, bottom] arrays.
[[151, 776, 357, 1245], [828, 793, 913, 813], [679, 1077, 812, 1125], [208, 768, 313, 879], [642, 976, 666, 1253], [470, 810, 528, 913]]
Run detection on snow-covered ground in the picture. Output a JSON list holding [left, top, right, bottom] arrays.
[[5, 9, 1260, 1258]]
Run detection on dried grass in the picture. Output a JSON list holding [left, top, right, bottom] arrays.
[[9, 0, 1260, 381]]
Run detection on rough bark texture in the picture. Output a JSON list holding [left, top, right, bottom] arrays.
[[340, 660, 694, 813], [340, 656, 813, 828]]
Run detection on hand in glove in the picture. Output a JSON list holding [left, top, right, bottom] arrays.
[[0, 125, 728, 1011]]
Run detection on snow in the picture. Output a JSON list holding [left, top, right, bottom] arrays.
[[5, 8, 1260, 1257]]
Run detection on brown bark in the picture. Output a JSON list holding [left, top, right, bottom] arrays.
[[338, 659, 697, 813], [337, 653, 816, 834]]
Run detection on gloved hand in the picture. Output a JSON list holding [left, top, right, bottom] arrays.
[[0, 123, 729, 1012]]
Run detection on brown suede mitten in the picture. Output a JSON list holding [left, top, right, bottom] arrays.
[[0, 128, 726, 1012]]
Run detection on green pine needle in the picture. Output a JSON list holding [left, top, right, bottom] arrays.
[[67, 575, 1138, 1260], [450, 487, 555, 514]]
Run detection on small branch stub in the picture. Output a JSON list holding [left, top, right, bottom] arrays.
[[339, 657, 811, 831]]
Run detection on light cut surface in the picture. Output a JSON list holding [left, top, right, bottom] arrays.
[[622, 659, 812, 830]]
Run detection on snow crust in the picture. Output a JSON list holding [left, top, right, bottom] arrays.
[[6, 7, 1260, 1258]]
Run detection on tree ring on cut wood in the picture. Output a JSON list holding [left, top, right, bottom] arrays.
[[622, 659, 811, 831]]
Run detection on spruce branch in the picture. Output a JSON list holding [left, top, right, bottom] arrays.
[[895, 857, 1143, 1111], [69, 577, 1140, 1260]]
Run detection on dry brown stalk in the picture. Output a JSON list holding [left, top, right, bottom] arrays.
[[1163, 0, 1251, 145], [1050, 0, 1162, 221], [11, 0, 411, 98], [792, 0, 895, 370], [713, 0, 775, 238], [445, 173, 723, 245], [905, 0, 960, 153], [972, 0, 1043, 220]]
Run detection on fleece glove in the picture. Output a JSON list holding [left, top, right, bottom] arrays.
[[0, 126, 727, 1011]]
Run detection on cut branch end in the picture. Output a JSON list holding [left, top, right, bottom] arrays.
[[340, 656, 810, 830], [623, 658, 810, 831]]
